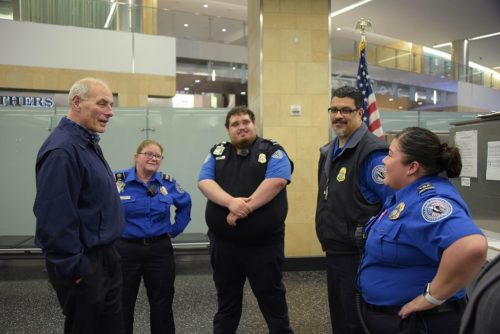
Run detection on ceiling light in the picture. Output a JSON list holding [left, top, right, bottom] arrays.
[[433, 42, 452, 48], [330, 0, 372, 18], [493, 66, 500, 69], [183, 23, 189, 27], [417, 101, 423, 105], [388, 98, 394, 102], [195, 79, 201, 83], [221, 28, 227, 32], [184, 87, 189, 91], [232, 66, 236, 70], [336, 27, 342, 31], [241, 92, 247, 95], [203, 4, 208, 8], [469, 32, 500, 41]]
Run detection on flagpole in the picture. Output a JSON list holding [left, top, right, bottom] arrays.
[[354, 18, 385, 140]]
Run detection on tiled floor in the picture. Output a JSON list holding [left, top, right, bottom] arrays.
[[0, 255, 331, 334]]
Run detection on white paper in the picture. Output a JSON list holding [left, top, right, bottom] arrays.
[[455, 130, 478, 178], [461, 177, 471, 187], [486, 141, 500, 181]]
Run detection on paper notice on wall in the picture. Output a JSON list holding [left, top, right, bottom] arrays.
[[486, 141, 500, 181], [455, 130, 478, 178]]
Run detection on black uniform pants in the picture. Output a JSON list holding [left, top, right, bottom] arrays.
[[361, 299, 465, 334], [46, 243, 124, 334], [326, 253, 364, 334], [209, 233, 293, 334], [116, 236, 176, 334]]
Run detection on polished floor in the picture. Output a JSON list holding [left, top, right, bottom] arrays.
[[0, 254, 331, 334]]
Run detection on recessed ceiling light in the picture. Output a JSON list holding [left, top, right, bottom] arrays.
[[184, 87, 189, 91], [183, 23, 189, 27], [195, 79, 201, 83], [232, 66, 236, 70], [469, 32, 500, 41], [336, 27, 342, 31], [203, 4, 208, 8], [330, 0, 372, 18], [221, 28, 227, 32], [388, 98, 394, 102]]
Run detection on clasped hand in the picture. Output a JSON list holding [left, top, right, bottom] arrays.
[[226, 197, 252, 226]]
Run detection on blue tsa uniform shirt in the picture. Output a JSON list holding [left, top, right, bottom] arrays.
[[358, 175, 483, 306], [114, 167, 191, 239]]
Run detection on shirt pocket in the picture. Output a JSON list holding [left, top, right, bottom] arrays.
[[371, 220, 402, 263]]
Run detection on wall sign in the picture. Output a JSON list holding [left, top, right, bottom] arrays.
[[1, 95, 54, 108]]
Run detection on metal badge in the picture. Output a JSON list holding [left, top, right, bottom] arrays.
[[160, 186, 168, 195], [336, 167, 347, 182], [213, 145, 225, 156], [116, 180, 125, 193], [389, 202, 405, 220], [258, 153, 267, 163]]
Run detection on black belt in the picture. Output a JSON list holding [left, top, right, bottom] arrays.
[[121, 233, 169, 245], [364, 298, 466, 315]]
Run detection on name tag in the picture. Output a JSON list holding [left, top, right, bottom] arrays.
[[120, 195, 131, 200]]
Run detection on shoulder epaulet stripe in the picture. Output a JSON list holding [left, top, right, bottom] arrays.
[[160, 172, 173, 182], [114, 172, 127, 181]]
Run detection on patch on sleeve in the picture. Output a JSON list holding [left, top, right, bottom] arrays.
[[421, 198, 453, 223], [272, 150, 284, 159], [371, 164, 386, 184], [418, 183, 435, 195], [176, 182, 185, 194]]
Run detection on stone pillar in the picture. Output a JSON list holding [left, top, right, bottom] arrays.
[[451, 39, 469, 82], [247, 0, 330, 257]]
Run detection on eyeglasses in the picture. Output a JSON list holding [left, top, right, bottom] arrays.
[[327, 107, 358, 115], [139, 152, 163, 160]]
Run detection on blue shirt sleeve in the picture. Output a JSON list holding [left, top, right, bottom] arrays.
[[168, 180, 192, 238], [198, 153, 215, 181], [358, 150, 393, 204], [265, 150, 292, 182]]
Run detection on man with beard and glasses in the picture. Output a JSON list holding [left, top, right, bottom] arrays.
[[198, 106, 294, 334], [315, 86, 393, 334]]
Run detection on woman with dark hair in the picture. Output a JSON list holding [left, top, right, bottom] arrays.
[[357, 127, 487, 334]]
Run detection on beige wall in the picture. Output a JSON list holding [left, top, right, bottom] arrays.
[[0, 64, 176, 107], [248, 0, 330, 257]]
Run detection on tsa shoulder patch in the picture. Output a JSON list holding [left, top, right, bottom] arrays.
[[421, 198, 453, 223], [272, 150, 284, 159], [371, 164, 385, 184]]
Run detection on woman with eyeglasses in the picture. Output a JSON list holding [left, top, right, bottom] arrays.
[[357, 127, 487, 334], [114, 139, 191, 334]]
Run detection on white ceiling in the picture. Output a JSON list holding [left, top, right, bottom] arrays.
[[158, 0, 500, 71]]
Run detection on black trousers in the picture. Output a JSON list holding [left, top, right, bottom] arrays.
[[46, 243, 124, 334], [116, 237, 176, 334], [361, 302, 464, 334], [326, 253, 364, 334], [209, 233, 293, 334]]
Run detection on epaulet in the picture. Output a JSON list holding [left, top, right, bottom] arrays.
[[417, 182, 436, 196], [160, 172, 173, 182], [263, 138, 280, 146], [114, 171, 127, 181]]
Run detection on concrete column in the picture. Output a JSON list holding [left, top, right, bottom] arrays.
[[451, 39, 469, 81], [247, 0, 330, 257]]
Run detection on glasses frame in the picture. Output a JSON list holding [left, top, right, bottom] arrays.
[[138, 152, 164, 160], [327, 107, 359, 115]]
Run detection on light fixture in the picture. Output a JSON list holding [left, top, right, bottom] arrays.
[[203, 4, 208, 8], [433, 90, 437, 104], [494, 66, 500, 69], [336, 27, 342, 31], [414, 92, 418, 102], [433, 42, 452, 48], [221, 28, 227, 32], [104, 0, 117, 29], [232, 66, 236, 70], [469, 31, 500, 41], [330, 0, 372, 18], [241, 92, 247, 95], [388, 98, 394, 102], [211, 69, 216, 81], [183, 23, 189, 27], [195, 79, 201, 83], [184, 87, 189, 91]]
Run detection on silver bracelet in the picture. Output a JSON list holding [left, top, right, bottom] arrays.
[[423, 282, 446, 306]]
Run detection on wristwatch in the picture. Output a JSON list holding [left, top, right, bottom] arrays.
[[423, 282, 446, 306]]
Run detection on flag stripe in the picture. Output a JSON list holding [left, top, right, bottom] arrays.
[[356, 40, 384, 140]]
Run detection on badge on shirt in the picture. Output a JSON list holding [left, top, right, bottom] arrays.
[[371, 164, 386, 184], [116, 180, 125, 193], [216, 156, 226, 160], [389, 202, 405, 220], [421, 198, 453, 223], [160, 186, 168, 195], [272, 150, 284, 159], [336, 167, 347, 182], [213, 145, 226, 156], [258, 153, 267, 163]]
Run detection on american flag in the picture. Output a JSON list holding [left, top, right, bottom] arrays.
[[356, 40, 384, 139]]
